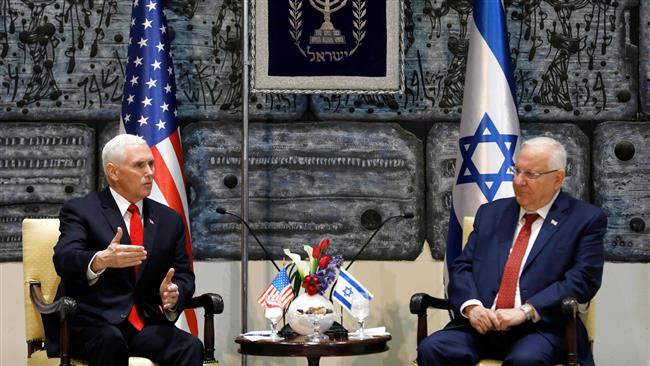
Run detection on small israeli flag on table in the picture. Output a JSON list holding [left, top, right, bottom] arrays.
[[333, 268, 374, 312]]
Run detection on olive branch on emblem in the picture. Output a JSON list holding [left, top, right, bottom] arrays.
[[288, 0, 307, 56], [349, 0, 366, 56]]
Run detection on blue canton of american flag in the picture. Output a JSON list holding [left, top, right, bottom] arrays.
[[445, 0, 521, 277], [257, 267, 295, 308], [120, 0, 199, 335]]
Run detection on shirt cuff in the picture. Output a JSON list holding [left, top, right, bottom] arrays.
[[86, 252, 106, 286], [460, 299, 484, 318]]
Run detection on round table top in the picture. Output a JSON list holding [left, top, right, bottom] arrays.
[[235, 334, 391, 358]]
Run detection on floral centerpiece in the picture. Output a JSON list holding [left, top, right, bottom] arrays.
[[283, 238, 343, 335]]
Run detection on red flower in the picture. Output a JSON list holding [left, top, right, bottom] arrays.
[[318, 255, 331, 269], [301, 275, 320, 296], [313, 238, 330, 258]]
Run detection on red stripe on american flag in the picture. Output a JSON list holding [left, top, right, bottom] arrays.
[[150, 143, 198, 336], [168, 130, 189, 190]]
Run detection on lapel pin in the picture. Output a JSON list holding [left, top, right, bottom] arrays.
[[550, 219, 558, 226], [149, 218, 154, 225]]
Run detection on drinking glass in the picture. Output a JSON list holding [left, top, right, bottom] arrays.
[[350, 293, 370, 339], [264, 298, 284, 341]]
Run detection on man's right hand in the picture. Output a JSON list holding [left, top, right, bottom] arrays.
[[90, 227, 147, 272], [466, 305, 500, 334]]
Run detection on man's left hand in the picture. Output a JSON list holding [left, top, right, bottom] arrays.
[[160, 268, 179, 311], [494, 308, 527, 331]]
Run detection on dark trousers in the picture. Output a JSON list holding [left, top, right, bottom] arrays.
[[69, 321, 203, 366], [417, 322, 565, 366]]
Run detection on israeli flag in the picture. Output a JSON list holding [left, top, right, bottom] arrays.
[[446, 0, 520, 276], [333, 268, 374, 312]]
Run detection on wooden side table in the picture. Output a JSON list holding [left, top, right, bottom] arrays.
[[235, 334, 391, 366]]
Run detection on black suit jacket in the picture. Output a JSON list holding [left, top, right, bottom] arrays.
[[46, 187, 195, 355]]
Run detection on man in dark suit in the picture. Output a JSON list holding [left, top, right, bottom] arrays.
[[49, 134, 203, 366], [418, 137, 606, 366]]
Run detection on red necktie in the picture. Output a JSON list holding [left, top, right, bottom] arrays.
[[127, 204, 145, 331], [495, 213, 539, 309]]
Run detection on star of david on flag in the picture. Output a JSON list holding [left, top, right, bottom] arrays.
[[120, 0, 198, 335], [258, 267, 295, 308], [445, 0, 521, 275], [333, 268, 373, 313]]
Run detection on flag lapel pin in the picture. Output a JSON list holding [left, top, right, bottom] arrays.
[[550, 219, 558, 226]]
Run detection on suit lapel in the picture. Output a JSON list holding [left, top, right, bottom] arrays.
[[522, 191, 570, 273], [497, 199, 520, 280], [137, 198, 156, 281], [99, 187, 132, 245]]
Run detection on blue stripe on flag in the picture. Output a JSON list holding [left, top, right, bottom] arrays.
[[333, 291, 352, 310], [473, 0, 516, 100]]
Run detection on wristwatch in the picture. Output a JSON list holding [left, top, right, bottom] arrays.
[[520, 303, 534, 322]]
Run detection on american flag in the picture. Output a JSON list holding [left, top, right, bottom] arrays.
[[258, 267, 295, 308], [120, 0, 198, 336]]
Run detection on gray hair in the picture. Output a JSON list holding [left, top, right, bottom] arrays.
[[101, 134, 148, 175], [521, 136, 567, 170]]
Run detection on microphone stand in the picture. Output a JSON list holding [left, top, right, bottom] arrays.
[[330, 212, 414, 325], [216, 207, 280, 271]]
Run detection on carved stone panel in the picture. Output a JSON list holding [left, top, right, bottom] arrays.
[[0, 204, 60, 262], [426, 122, 589, 259], [0, 0, 305, 121], [593, 122, 649, 262], [184, 122, 425, 260], [0, 123, 95, 205], [311, 0, 637, 121]]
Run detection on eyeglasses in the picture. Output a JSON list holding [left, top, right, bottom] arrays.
[[507, 165, 559, 180]]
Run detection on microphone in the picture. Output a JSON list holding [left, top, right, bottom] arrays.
[[345, 212, 414, 271], [216, 207, 280, 271]]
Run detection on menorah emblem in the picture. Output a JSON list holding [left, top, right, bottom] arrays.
[[309, 0, 347, 45]]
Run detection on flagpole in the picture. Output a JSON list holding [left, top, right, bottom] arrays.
[[241, 0, 250, 365]]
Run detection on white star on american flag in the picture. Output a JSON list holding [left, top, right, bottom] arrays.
[[146, 0, 157, 11], [137, 115, 148, 126], [142, 96, 153, 107], [151, 60, 161, 70], [156, 120, 166, 130], [123, 113, 131, 122], [164, 84, 172, 93], [129, 75, 139, 86], [146, 78, 157, 88], [155, 41, 165, 52], [167, 66, 173, 75], [138, 37, 148, 47], [133, 56, 143, 66], [142, 18, 152, 29], [160, 102, 169, 112], [126, 94, 135, 104], [160, 25, 166, 34]]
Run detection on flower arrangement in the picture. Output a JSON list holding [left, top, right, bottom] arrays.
[[284, 238, 343, 296]]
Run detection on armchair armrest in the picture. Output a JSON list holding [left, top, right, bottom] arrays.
[[562, 297, 578, 366], [187, 293, 224, 363], [29, 281, 76, 366], [409, 293, 451, 345]]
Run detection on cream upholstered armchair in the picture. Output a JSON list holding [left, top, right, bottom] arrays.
[[23, 218, 224, 366], [410, 217, 595, 366]]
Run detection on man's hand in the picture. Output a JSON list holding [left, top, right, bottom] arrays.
[[90, 227, 147, 272], [466, 305, 500, 334], [495, 308, 527, 331], [160, 268, 179, 311]]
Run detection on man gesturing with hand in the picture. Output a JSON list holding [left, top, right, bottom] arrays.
[[48, 134, 202, 366]]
